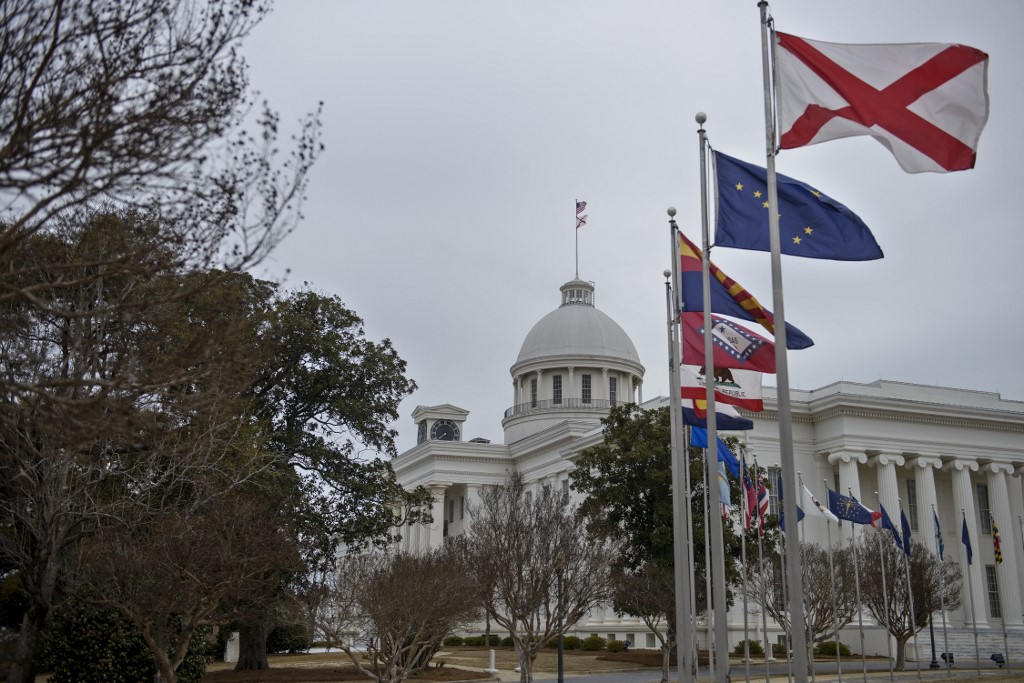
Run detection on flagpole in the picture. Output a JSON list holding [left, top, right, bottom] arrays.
[[696, 113, 730, 683], [994, 514, 1010, 671], [962, 509, 980, 676], [848, 488, 868, 683], [703, 462, 715, 683], [823, 482, 842, 683], [933, 505, 951, 678], [875, 495, 895, 682], [898, 499, 922, 681], [755, 456, 772, 683], [665, 218, 696, 683], [778, 517, 793, 683], [574, 199, 579, 278], [742, 453, 752, 683], [756, 6, 807, 679], [797, 473, 816, 683]]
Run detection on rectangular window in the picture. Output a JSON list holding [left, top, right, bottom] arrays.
[[582, 374, 592, 404], [768, 467, 782, 518], [609, 377, 617, 406], [459, 496, 465, 520], [986, 565, 1001, 618], [646, 633, 656, 648], [562, 479, 570, 495], [530, 378, 538, 408], [906, 478, 919, 531], [447, 499, 454, 523], [553, 375, 562, 404], [978, 484, 992, 534]]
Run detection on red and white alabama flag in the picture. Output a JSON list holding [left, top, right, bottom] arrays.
[[775, 32, 989, 173]]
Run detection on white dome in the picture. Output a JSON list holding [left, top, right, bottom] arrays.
[[514, 279, 642, 368]]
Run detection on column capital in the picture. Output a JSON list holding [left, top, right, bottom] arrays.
[[827, 450, 868, 466], [426, 482, 451, 496], [943, 457, 979, 473], [985, 461, 1015, 476], [869, 452, 905, 468], [908, 454, 943, 470]]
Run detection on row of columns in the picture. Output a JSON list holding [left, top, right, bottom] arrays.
[[825, 450, 1023, 629], [512, 367, 642, 406]]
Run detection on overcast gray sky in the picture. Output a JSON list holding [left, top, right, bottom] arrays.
[[243, 1, 1024, 454]]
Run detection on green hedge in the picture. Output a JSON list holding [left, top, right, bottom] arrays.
[[815, 640, 852, 657], [443, 636, 464, 647], [267, 623, 310, 654], [733, 639, 765, 656], [37, 595, 209, 683], [606, 640, 625, 653], [580, 635, 607, 651]]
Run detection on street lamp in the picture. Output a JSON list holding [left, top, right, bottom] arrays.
[[554, 550, 567, 683]]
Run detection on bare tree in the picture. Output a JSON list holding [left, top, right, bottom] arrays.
[[612, 562, 675, 683], [465, 472, 620, 683], [0, 0, 320, 274], [859, 533, 963, 670], [315, 545, 480, 683], [745, 541, 860, 648], [82, 475, 300, 683]]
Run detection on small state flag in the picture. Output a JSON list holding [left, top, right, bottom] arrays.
[[742, 460, 757, 531], [962, 514, 973, 566], [680, 364, 763, 413], [827, 489, 881, 526], [714, 151, 883, 261], [756, 472, 770, 535], [801, 483, 839, 523], [576, 214, 588, 229], [900, 509, 912, 557], [993, 517, 1003, 565], [775, 32, 989, 173], [934, 510, 945, 561], [680, 312, 777, 374], [690, 426, 740, 478], [880, 505, 903, 548], [678, 230, 814, 349]]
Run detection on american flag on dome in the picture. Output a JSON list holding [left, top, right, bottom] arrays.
[[576, 200, 587, 214]]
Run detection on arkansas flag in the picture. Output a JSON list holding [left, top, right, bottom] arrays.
[[681, 312, 776, 374], [775, 32, 989, 173], [681, 364, 763, 412]]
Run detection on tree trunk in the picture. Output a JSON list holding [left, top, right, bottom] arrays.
[[6, 602, 45, 683], [895, 636, 908, 671], [661, 642, 672, 683], [235, 618, 272, 670], [513, 638, 534, 683]]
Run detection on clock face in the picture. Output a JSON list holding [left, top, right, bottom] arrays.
[[430, 419, 460, 441]]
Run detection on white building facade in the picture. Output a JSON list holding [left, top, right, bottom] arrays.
[[392, 276, 1024, 657]]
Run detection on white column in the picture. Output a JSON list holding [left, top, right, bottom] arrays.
[[829, 450, 867, 543], [910, 454, 943, 556], [946, 457, 987, 627], [601, 367, 608, 401], [870, 451, 905, 520], [568, 366, 575, 403], [986, 462, 1023, 626], [637, 377, 642, 404], [427, 484, 447, 550], [513, 377, 520, 409], [534, 370, 542, 406], [1011, 467, 1024, 603]]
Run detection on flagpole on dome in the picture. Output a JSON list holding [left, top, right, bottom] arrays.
[[574, 199, 587, 278], [756, 5, 808, 678], [696, 112, 730, 683], [663, 236, 696, 683]]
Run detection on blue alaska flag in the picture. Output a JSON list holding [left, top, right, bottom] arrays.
[[690, 427, 740, 477], [714, 151, 884, 261], [900, 509, 912, 557], [880, 505, 902, 548]]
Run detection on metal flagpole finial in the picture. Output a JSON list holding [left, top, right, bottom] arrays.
[[664, 270, 672, 281], [695, 112, 707, 128], [667, 206, 677, 218]]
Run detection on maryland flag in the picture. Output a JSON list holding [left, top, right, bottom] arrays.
[[993, 517, 1004, 565]]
